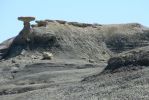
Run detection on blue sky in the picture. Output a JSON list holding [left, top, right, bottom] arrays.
[[0, 0, 149, 43]]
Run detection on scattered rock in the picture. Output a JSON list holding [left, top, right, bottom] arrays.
[[14, 64, 20, 68], [1, 19, 149, 100], [31, 55, 39, 59], [56, 20, 67, 24], [10, 67, 19, 73], [11, 59, 16, 63], [31, 24, 38, 28], [81, 57, 87, 60], [20, 49, 26, 55], [42, 52, 53, 60], [35, 20, 48, 27], [99, 59, 105, 61], [89, 59, 95, 63], [45, 19, 55, 22], [68, 22, 92, 28]]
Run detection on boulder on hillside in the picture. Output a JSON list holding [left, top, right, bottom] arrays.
[[42, 52, 53, 60]]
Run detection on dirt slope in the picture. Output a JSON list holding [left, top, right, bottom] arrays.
[[0, 20, 149, 100]]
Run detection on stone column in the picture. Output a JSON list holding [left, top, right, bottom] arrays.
[[17, 16, 35, 45]]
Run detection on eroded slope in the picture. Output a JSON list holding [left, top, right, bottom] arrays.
[[0, 20, 149, 100]]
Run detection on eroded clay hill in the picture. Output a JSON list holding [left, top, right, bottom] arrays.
[[1, 19, 149, 63], [1, 18, 149, 100]]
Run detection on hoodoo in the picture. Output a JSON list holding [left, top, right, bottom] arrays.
[[16, 16, 35, 44]]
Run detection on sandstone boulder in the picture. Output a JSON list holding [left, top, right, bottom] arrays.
[[42, 52, 53, 60]]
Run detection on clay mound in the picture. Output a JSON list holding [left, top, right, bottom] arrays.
[[1, 20, 149, 64], [103, 23, 149, 53], [104, 46, 149, 72], [1, 20, 149, 100], [3, 20, 112, 62], [2, 21, 149, 62]]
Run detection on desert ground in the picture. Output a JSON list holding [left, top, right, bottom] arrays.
[[0, 19, 149, 100]]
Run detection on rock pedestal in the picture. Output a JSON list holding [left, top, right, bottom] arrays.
[[16, 16, 35, 45], [18, 17, 35, 29]]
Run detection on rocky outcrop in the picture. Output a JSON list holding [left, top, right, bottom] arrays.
[[14, 16, 35, 45], [1, 18, 149, 63], [1, 18, 149, 100], [35, 20, 48, 27], [0, 45, 8, 59], [104, 46, 149, 71], [4, 19, 112, 62], [4, 17, 35, 58], [103, 23, 149, 53], [42, 52, 53, 60]]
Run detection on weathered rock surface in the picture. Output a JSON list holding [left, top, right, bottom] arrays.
[[0, 45, 9, 59], [0, 19, 149, 100], [42, 52, 53, 60], [104, 46, 149, 72]]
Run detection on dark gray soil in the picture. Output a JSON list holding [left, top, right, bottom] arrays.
[[0, 20, 149, 100]]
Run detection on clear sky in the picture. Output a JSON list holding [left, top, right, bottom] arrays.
[[0, 0, 149, 43]]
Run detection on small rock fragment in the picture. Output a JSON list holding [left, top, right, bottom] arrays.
[[35, 20, 48, 27], [11, 59, 16, 63], [31, 55, 38, 59], [21, 49, 26, 55], [42, 52, 53, 60], [11, 67, 19, 73], [81, 57, 87, 60], [89, 59, 95, 63]]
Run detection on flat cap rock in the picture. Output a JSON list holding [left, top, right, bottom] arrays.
[[18, 16, 35, 22]]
